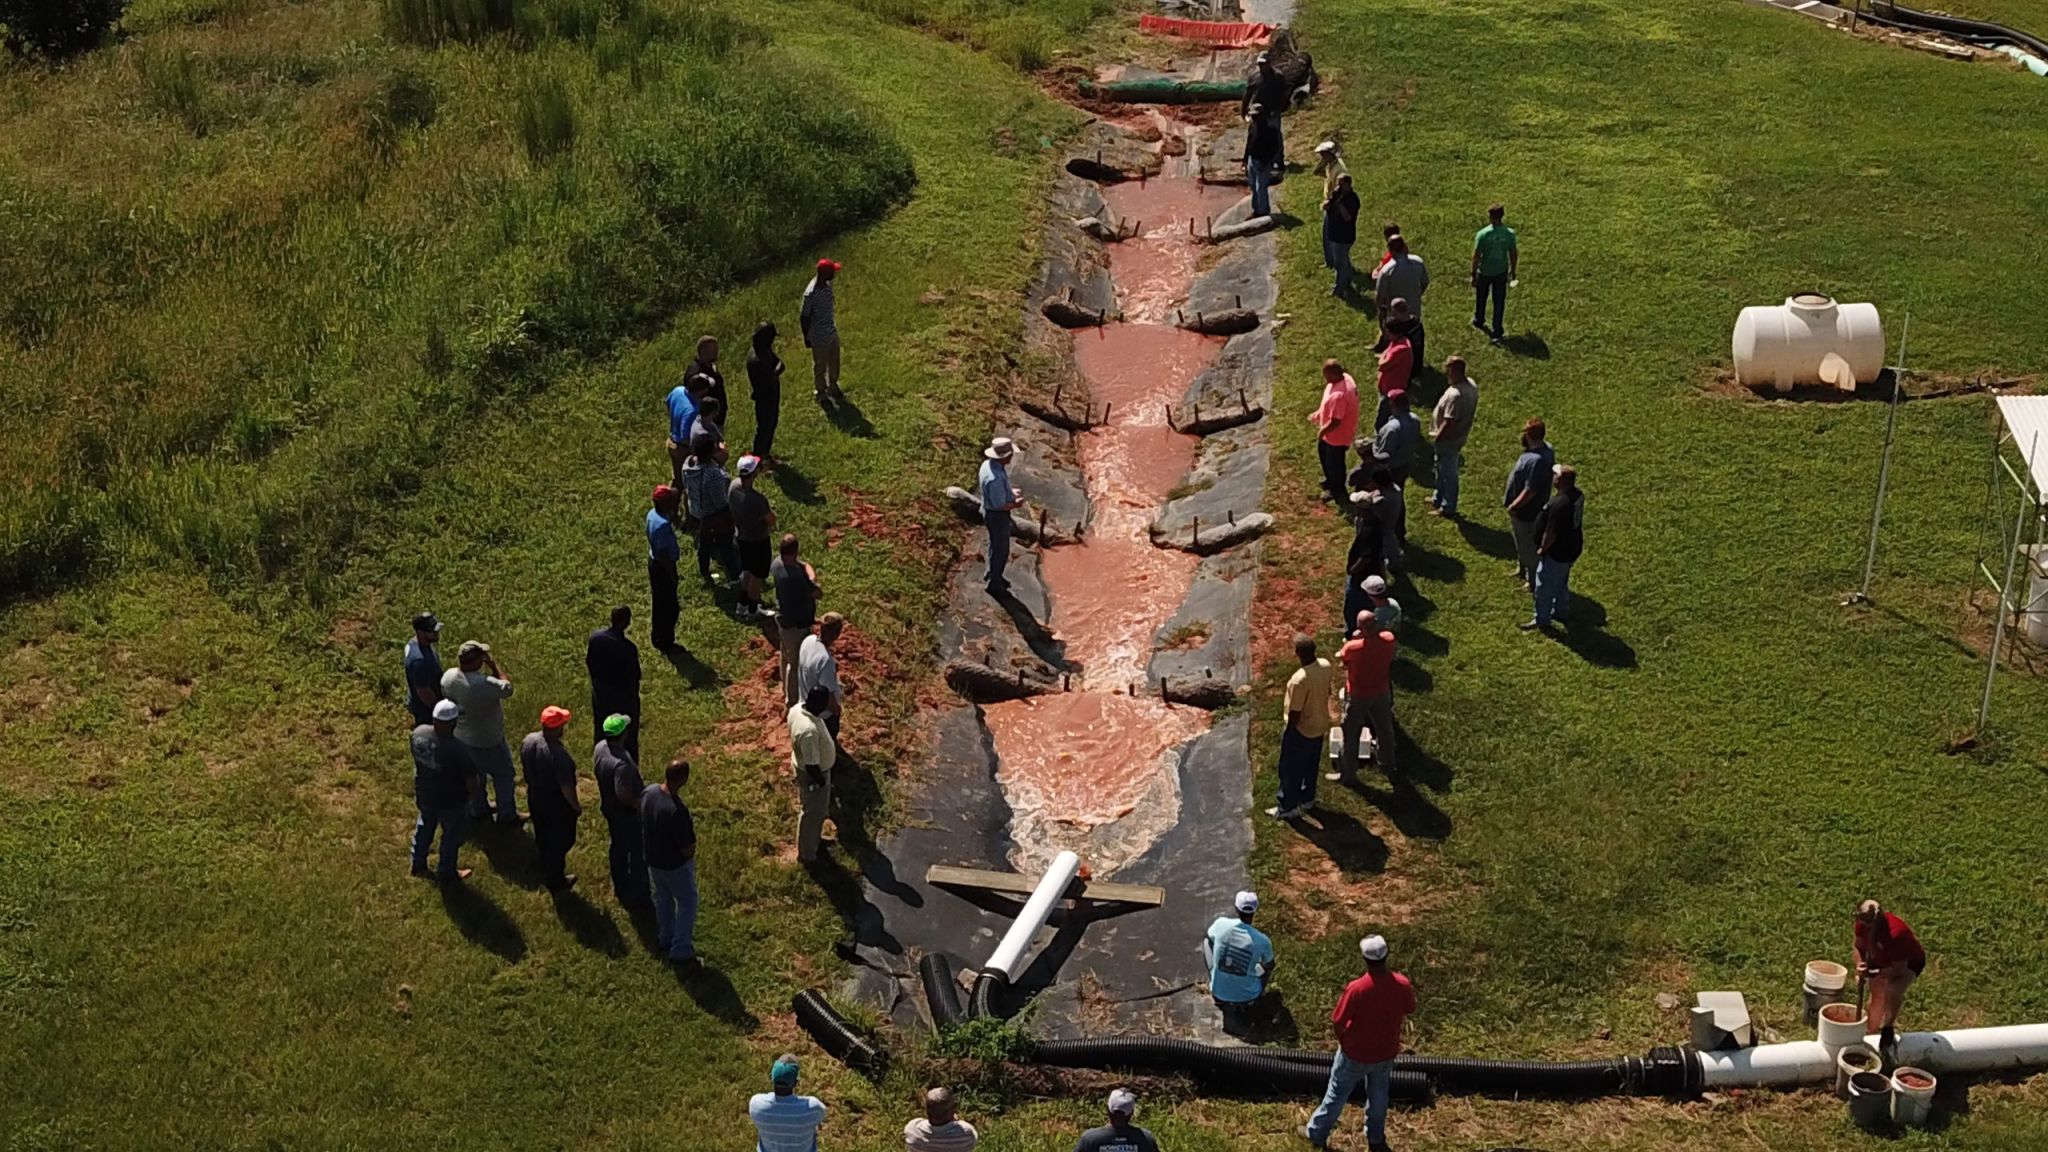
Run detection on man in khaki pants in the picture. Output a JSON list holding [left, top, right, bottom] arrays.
[[789, 685, 838, 862]]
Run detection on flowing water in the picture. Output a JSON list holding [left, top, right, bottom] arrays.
[[984, 122, 1243, 875]]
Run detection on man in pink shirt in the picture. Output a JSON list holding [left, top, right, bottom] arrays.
[[1312, 358, 1360, 503], [1306, 934, 1416, 1151], [1373, 306, 1415, 428]]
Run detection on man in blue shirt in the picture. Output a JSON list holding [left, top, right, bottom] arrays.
[[647, 485, 683, 653], [402, 611, 442, 726], [664, 380, 699, 486], [1503, 418, 1555, 589], [750, 1055, 828, 1152], [1205, 890, 1276, 1034], [978, 437, 1023, 595]]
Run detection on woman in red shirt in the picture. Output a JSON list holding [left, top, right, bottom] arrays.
[[1854, 899, 1927, 1052]]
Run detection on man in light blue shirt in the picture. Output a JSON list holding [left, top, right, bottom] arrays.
[[1503, 418, 1555, 588], [1205, 890, 1276, 1033], [749, 1055, 827, 1152], [978, 437, 1023, 595], [665, 381, 698, 486]]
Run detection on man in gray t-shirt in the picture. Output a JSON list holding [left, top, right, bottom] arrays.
[[1429, 357, 1479, 518], [728, 456, 778, 620], [439, 640, 523, 825], [1374, 233, 1431, 365]]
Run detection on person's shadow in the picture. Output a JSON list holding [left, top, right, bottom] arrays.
[[1554, 593, 1637, 670], [1455, 517, 1517, 561], [1221, 990, 1301, 1045], [768, 460, 824, 507], [469, 822, 541, 891], [1289, 806, 1388, 875], [1401, 542, 1465, 585], [552, 888, 629, 957], [439, 882, 527, 962], [823, 395, 879, 439], [661, 646, 721, 689], [1503, 333, 1551, 360], [991, 587, 1070, 670], [1351, 771, 1453, 842], [674, 960, 759, 1031]]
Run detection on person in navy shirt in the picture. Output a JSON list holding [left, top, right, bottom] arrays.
[[403, 611, 443, 726], [647, 485, 683, 652]]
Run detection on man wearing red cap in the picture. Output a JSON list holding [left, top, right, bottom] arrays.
[[647, 485, 683, 652], [521, 706, 583, 893], [800, 258, 842, 402]]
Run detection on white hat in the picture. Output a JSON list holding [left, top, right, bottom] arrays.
[[1348, 490, 1373, 507], [1106, 1088, 1138, 1116], [985, 437, 1016, 461], [1314, 140, 1337, 155], [1233, 890, 1259, 914], [1360, 934, 1389, 962], [432, 699, 461, 722], [1362, 575, 1388, 596]]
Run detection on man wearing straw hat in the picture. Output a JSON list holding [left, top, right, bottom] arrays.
[[1307, 934, 1416, 1152], [978, 437, 1024, 596], [520, 705, 582, 893]]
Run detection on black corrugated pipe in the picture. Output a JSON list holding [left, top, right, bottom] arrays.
[[1867, 0, 2048, 57], [920, 954, 967, 1031], [792, 989, 888, 1076], [1224, 1046, 1675, 1100], [1031, 1037, 1433, 1103], [968, 971, 1000, 1020]]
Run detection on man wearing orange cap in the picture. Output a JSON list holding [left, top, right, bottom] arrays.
[[521, 706, 583, 893], [648, 485, 683, 653], [800, 258, 843, 402]]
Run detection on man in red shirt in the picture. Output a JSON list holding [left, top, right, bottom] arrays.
[[1333, 615, 1397, 784], [1312, 359, 1360, 504], [1855, 899, 1927, 1055], [1306, 934, 1415, 1151], [1372, 305, 1415, 428]]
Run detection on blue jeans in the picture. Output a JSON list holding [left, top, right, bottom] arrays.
[[411, 795, 468, 881], [1331, 241, 1354, 295], [1307, 1051, 1393, 1147], [650, 860, 699, 961], [464, 739, 518, 822], [603, 806, 649, 906], [1431, 445, 1462, 515], [1247, 159, 1272, 218], [1534, 556, 1574, 625], [1276, 725, 1320, 812], [985, 511, 1012, 587]]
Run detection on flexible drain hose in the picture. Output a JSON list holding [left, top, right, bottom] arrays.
[[1258, 1047, 1641, 1098], [1031, 1035, 1433, 1102], [791, 989, 887, 1074], [920, 954, 967, 1030], [1864, 1, 2048, 57]]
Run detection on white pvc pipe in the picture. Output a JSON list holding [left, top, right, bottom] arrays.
[[983, 851, 1081, 982], [1700, 1025, 2048, 1089]]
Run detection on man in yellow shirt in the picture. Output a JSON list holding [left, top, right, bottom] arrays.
[[1270, 634, 1336, 820], [788, 686, 839, 863]]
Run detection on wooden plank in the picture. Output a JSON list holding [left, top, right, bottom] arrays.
[[925, 864, 1164, 907]]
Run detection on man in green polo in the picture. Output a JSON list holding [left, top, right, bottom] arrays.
[[1470, 203, 1519, 345]]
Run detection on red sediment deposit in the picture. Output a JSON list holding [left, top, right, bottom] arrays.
[[1897, 1071, 1933, 1089]]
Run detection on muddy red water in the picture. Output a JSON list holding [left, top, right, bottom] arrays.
[[985, 127, 1231, 875]]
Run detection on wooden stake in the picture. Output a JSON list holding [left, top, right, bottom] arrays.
[[1228, 509, 1236, 525], [1038, 510, 1047, 538], [1238, 388, 1249, 411], [1192, 516, 1200, 544]]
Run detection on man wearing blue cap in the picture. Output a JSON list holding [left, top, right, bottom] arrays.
[[750, 1054, 827, 1152]]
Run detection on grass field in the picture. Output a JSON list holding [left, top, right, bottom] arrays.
[[6, 0, 2048, 1149]]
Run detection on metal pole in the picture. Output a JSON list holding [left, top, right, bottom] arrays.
[[1979, 428, 2035, 732], [1850, 313, 1910, 603]]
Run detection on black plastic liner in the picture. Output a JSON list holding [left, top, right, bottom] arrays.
[[792, 989, 887, 1075]]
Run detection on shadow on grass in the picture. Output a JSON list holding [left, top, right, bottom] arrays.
[[1350, 772, 1452, 842], [674, 960, 759, 1031], [1503, 332, 1551, 360], [1388, 656, 1434, 693], [1402, 542, 1464, 585], [661, 645, 722, 689], [1222, 991, 1300, 1045], [1289, 805, 1387, 875], [1394, 724, 1454, 795], [552, 888, 629, 958], [469, 821, 541, 891], [1553, 594, 1637, 670], [440, 882, 526, 962], [823, 394, 879, 439], [768, 460, 824, 507], [1455, 516, 1517, 561]]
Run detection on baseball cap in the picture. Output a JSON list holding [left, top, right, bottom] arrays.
[[1314, 140, 1337, 155], [456, 640, 489, 660], [603, 713, 632, 737], [432, 699, 461, 722], [1233, 890, 1259, 914], [771, 1057, 801, 1086], [736, 454, 761, 476], [652, 484, 676, 503], [412, 611, 441, 634], [1106, 1088, 1138, 1117], [1360, 934, 1390, 962], [1362, 575, 1388, 596], [540, 705, 572, 730], [816, 258, 841, 273], [985, 436, 1016, 461]]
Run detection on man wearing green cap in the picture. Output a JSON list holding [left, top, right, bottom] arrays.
[[594, 714, 648, 909], [749, 1054, 827, 1152]]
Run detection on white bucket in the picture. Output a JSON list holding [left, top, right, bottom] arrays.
[[1805, 960, 1848, 991], [1892, 1066, 1937, 1127], [1835, 1044, 1882, 1099], [1817, 1001, 1867, 1054]]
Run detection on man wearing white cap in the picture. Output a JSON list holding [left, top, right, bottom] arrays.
[[729, 453, 778, 620], [409, 699, 478, 883], [1073, 1088, 1158, 1152], [1306, 935, 1416, 1152], [978, 437, 1024, 595], [1205, 890, 1276, 1033]]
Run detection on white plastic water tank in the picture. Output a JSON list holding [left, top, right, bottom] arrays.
[[1732, 294, 1885, 392]]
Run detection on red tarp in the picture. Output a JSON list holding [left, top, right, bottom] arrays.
[[1137, 14, 1275, 48]]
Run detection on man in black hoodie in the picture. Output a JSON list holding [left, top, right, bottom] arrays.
[[746, 321, 783, 462]]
